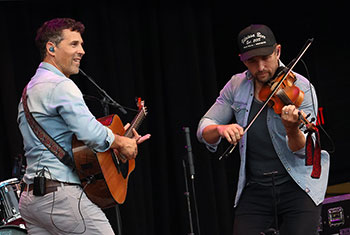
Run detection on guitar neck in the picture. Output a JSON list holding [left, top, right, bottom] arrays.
[[124, 108, 147, 138]]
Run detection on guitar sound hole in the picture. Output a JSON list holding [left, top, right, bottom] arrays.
[[111, 150, 129, 179], [119, 162, 129, 179]]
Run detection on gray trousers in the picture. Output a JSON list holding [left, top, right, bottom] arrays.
[[19, 183, 115, 235]]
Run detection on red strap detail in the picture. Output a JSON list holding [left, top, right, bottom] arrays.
[[305, 133, 313, 166], [305, 126, 321, 178], [310, 129, 321, 178]]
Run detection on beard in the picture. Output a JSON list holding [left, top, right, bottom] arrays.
[[253, 70, 274, 83]]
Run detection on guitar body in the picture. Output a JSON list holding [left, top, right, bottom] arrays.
[[72, 114, 135, 208]]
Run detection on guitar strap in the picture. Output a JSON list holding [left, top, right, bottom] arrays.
[[21, 85, 75, 169]]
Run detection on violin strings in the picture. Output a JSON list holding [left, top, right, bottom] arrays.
[[276, 89, 293, 106]]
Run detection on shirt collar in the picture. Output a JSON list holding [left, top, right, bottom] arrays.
[[39, 62, 66, 77]]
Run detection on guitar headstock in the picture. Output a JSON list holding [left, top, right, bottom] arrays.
[[136, 97, 148, 116]]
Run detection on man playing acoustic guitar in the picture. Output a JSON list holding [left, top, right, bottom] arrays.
[[17, 18, 150, 234]]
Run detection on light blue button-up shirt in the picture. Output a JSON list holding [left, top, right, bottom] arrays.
[[197, 69, 330, 206], [18, 62, 115, 184]]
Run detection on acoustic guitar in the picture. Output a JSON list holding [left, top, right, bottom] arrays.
[[72, 98, 147, 208]]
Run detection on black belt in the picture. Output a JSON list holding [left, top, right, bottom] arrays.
[[24, 179, 81, 195]]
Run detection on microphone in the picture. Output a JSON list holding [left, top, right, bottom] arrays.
[[79, 68, 127, 114], [183, 127, 195, 179]]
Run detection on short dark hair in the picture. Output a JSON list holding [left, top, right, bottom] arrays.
[[35, 18, 85, 60]]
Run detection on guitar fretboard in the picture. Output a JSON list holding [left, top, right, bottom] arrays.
[[124, 107, 147, 138]]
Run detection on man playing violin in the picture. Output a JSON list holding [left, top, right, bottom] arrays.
[[197, 24, 329, 234]]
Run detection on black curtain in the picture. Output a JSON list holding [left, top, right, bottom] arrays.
[[0, 2, 349, 235]]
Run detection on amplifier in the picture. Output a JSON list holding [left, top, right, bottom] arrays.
[[319, 194, 350, 235]]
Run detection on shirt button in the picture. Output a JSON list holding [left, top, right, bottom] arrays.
[[305, 188, 310, 193], [287, 168, 291, 171]]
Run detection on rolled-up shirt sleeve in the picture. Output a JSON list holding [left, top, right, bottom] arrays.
[[51, 80, 115, 152], [197, 78, 236, 152], [197, 117, 222, 152]]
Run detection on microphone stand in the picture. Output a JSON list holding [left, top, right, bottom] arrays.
[[182, 159, 195, 235], [183, 127, 201, 235], [79, 68, 124, 235], [79, 68, 127, 115], [261, 171, 280, 235]]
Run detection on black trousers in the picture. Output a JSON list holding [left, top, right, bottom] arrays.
[[233, 180, 322, 235]]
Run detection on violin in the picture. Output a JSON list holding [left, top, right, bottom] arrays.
[[258, 67, 317, 132], [259, 67, 304, 115]]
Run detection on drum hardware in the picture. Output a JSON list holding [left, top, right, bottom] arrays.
[[0, 178, 26, 233]]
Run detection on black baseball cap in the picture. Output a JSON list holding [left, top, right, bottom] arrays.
[[237, 24, 276, 61]]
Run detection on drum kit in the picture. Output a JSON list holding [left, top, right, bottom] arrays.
[[0, 153, 27, 234], [0, 178, 27, 234]]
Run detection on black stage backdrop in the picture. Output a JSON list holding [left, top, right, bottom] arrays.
[[0, 2, 349, 235]]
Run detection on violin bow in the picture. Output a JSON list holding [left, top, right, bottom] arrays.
[[219, 38, 314, 160]]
